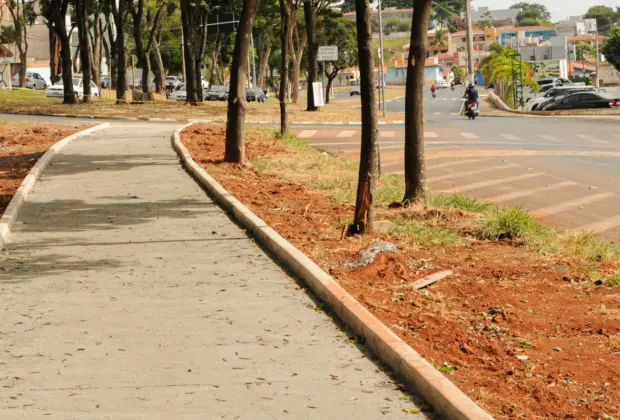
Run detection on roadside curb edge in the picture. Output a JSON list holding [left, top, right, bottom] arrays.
[[171, 124, 494, 420], [0, 123, 111, 250]]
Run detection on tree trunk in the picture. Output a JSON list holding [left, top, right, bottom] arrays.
[[76, 0, 92, 102], [18, 52, 27, 87], [195, 58, 203, 101], [225, 0, 260, 164], [112, 0, 127, 103], [49, 27, 61, 84], [257, 32, 271, 88], [91, 10, 103, 88], [106, 17, 117, 90], [290, 36, 306, 104], [403, 0, 432, 203], [58, 26, 76, 103], [209, 33, 222, 86], [152, 39, 165, 94], [196, 10, 208, 102], [180, 0, 197, 104], [351, 0, 379, 234], [303, 0, 318, 111], [279, 0, 291, 135], [325, 68, 338, 104]]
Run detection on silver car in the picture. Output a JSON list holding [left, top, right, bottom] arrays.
[[11, 72, 48, 89]]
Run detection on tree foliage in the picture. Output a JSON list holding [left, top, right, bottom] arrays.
[[510, 2, 552, 27], [576, 42, 596, 61], [603, 25, 620, 73], [584, 5, 620, 35]]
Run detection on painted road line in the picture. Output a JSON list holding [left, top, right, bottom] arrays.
[[309, 141, 402, 147], [573, 214, 620, 234], [433, 112, 442, 115], [336, 130, 356, 138], [298, 130, 317, 138], [577, 134, 608, 144], [460, 132, 479, 139], [426, 164, 519, 183], [442, 173, 542, 193], [486, 181, 578, 203], [389, 158, 498, 176], [501, 133, 521, 141], [380, 131, 396, 138], [531, 192, 615, 218], [539, 134, 560, 143], [425, 132, 438, 138]]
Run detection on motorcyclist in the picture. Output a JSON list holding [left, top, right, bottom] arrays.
[[464, 83, 479, 112], [430, 83, 438, 97]]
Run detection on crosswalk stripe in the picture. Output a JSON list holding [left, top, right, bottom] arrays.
[[501, 133, 521, 141], [539, 134, 560, 142], [429, 157, 495, 170], [573, 214, 620, 234], [298, 130, 317, 138], [380, 131, 396, 138], [577, 134, 607, 144], [336, 130, 356, 138], [460, 132, 478, 139], [424, 132, 438, 138], [433, 112, 442, 115], [531, 192, 615, 218], [486, 181, 578, 203], [442, 173, 542, 193], [426, 164, 519, 183]]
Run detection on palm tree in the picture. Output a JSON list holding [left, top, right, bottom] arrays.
[[431, 29, 448, 51], [479, 43, 538, 108]]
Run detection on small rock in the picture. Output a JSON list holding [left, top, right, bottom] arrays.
[[344, 241, 399, 269], [516, 354, 529, 361]]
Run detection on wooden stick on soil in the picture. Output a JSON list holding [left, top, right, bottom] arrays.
[[398, 270, 453, 290]]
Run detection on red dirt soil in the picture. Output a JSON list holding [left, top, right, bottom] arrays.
[[0, 124, 84, 215], [182, 124, 620, 419]]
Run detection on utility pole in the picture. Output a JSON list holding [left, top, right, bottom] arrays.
[[181, 30, 186, 82], [595, 30, 600, 87], [251, 33, 257, 88], [377, 0, 386, 117], [464, 0, 475, 85]]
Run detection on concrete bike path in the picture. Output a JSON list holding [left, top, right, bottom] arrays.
[[0, 123, 430, 419]]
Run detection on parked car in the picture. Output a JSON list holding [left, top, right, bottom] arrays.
[[527, 86, 596, 111], [168, 83, 187, 101], [453, 76, 462, 85], [46, 78, 100, 100], [165, 76, 183, 90], [436, 79, 448, 89], [207, 85, 229, 101], [11, 71, 49, 89], [350, 87, 360, 96], [246, 87, 266, 102], [201, 77, 209, 90], [542, 91, 617, 111]]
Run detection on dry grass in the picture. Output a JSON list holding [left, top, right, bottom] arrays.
[[0, 89, 405, 123]]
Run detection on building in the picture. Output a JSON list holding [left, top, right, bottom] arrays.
[[0, 44, 13, 87], [596, 64, 620, 86], [471, 7, 519, 27], [518, 36, 571, 61], [448, 28, 496, 54], [568, 34, 607, 48], [343, 7, 413, 24], [497, 26, 557, 48], [556, 17, 587, 38]]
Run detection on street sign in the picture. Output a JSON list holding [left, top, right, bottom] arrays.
[[318, 46, 338, 61]]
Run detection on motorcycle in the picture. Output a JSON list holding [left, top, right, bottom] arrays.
[[431, 90, 437, 98], [450, 83, 455, 91], [466, 101, 479, 120]]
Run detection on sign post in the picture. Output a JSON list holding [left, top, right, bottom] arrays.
[[318, 46, 338, 102]]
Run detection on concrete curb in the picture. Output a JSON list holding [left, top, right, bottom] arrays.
[[171, 124, 493, 420], [0, 123, 111, 250]]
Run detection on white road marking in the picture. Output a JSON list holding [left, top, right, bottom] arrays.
[[309, 141, 402, 147], [577, 134, 608, 144], [539, 134, 560, 142], [424, 132, 438, 138], [486, 181, 578, 203], [336, 130, 356, 138], [460, 132, 479, 139], [298, 130, 317, 138], [433, 112, 442, 115], [573, 214, 620, 234], [501, 133, 521, 141], [442, 173, 542, 193], [426, 164, 519, 183], [531, 192, 615, 217], [429, 157, 496, 170], [380, 131, 396, 138]]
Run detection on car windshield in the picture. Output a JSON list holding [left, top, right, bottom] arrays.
[[73, 78, 82, 86], [210, 85, 226, 92], [176, 84, 185, 91], [166, 77, 177, 81]]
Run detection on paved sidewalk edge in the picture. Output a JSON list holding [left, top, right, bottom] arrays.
[[171, 125, 493, 420], [0, 123, 111, 249]]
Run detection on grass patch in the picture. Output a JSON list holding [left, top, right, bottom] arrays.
[[427, 190, 491, 213], [480, 207, 548, 240], [391, 217, 461, 248]]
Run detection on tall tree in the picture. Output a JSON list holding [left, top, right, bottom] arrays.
[[603, 25, 620, 73], [41, 0, 76, 103], [255, 0, 279, 89], [90, 3, 108, 89], [351, 0, 379, 233], [39, 5, 61, 84], [278, 0, 292, 134], [179, 0, 197, 104], [6, 0, 36, 87], [431, 28, 448, 51], [584, 5, 619, 35], [303, 0, 318, 110], [224, 0, 260, 164], [75, 0, 93, 102], [510, 2, 551, 27], [111, 0, 128, 103], [403, 0, 432, 204]]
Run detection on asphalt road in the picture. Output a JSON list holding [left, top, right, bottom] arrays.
[[292, 92, 620, 240]]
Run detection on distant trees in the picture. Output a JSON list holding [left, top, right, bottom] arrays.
[[4, 0, 36, 87], [584, 5, 620, 35], [510, 2, 552, 27], [603, 25, 620, 73]]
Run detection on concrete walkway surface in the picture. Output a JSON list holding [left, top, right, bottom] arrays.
[[0, 123, 431, 419]]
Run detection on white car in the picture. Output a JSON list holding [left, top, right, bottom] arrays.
[[436, 79, 448, 89], [165, 76, 183, 90], [11, 71, 49, 90], [168, 83, 187, 101], [201, 77, 209, 90], [45, 78, 100, 100]]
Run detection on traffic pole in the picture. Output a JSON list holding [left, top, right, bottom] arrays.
[[377, 0, 386, 117], [464, 0, 475, 85]]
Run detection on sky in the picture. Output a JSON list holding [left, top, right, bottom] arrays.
[[475, 0, 620, 22]]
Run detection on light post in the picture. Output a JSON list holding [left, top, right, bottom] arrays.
[[377, 0, 386, 117]]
